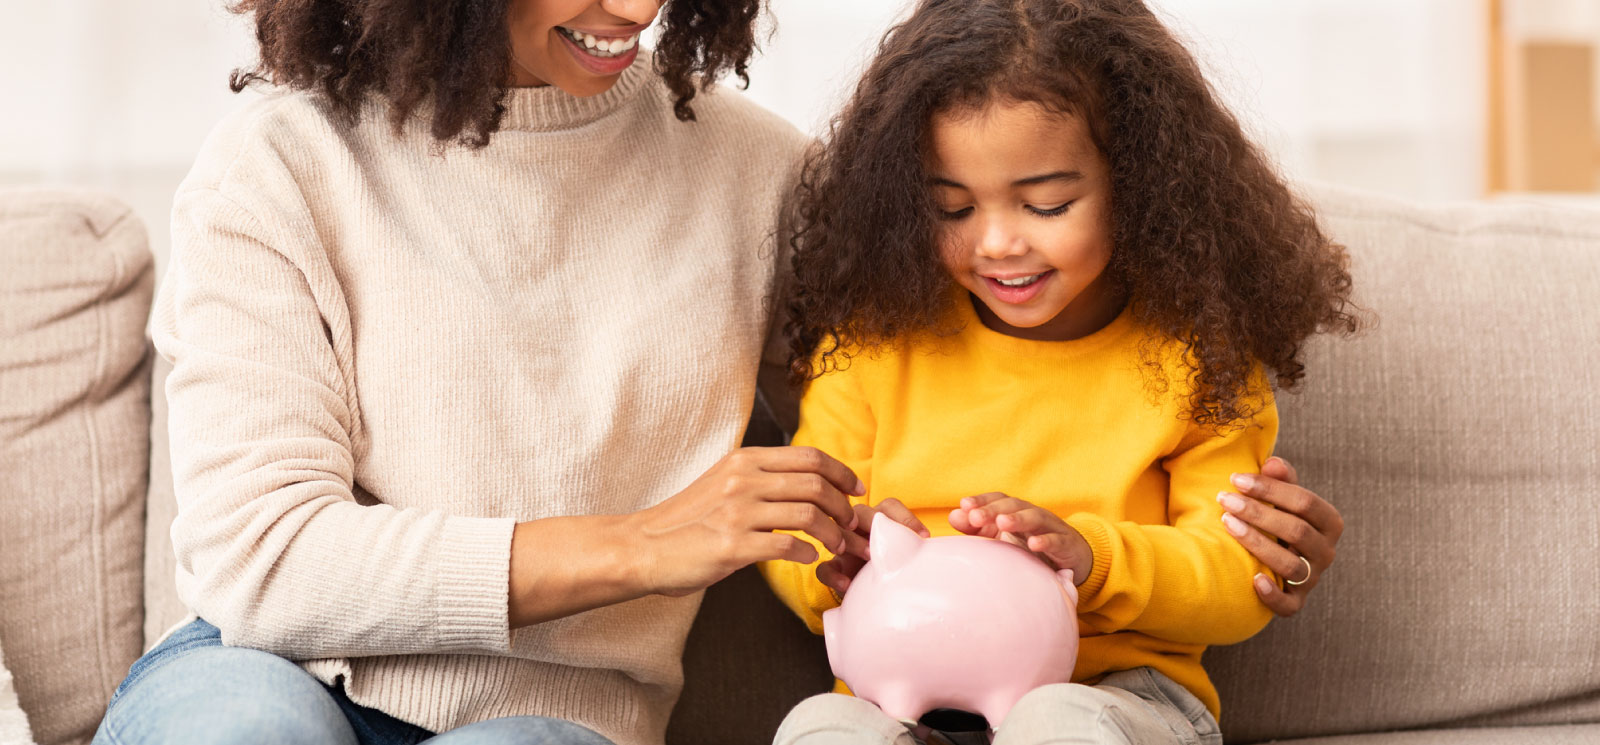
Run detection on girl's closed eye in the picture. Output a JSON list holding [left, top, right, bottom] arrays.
[[1027, 201, 1074, 217]]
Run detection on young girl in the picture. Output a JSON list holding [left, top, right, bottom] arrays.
[[760, 1, 1360, 743]]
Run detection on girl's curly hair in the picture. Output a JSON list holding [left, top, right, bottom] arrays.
[[786, 0, 1362, 429], [228, 0, 762, 147]]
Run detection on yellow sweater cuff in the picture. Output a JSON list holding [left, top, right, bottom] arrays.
[[1065, 513, 1115, 604]]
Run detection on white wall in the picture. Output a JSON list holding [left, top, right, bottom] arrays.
[[0, 0, 1493, 270]]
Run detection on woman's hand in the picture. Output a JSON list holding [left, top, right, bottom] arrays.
[[627, 446, 869, 598], [949, 492, 1092, 586], [1218, 456, 1345, 617], [815, 498, 928, 596]]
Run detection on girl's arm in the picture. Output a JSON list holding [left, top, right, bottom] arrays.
[[1059, 390, 1280, 646]]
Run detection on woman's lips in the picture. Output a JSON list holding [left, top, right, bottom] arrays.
[[556, 27, 641, 76], [983, 270, 1054, 304]]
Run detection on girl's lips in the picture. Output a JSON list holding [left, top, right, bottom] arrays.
[[556, 28, 640, 76], [983, 270, 1055, 304]]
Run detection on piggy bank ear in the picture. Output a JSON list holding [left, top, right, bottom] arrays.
[[869, 512, 922, 574]]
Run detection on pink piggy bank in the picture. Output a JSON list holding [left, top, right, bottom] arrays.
[[823, 513, 1079, 728]]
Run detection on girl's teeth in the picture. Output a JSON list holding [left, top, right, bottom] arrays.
[[996, 274, 1043, 287]]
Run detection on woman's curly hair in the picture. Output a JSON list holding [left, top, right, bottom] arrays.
[[228, 0, 762, 147], [786, 0, 1362, 429]]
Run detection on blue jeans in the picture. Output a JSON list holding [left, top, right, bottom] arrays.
[[94, 618, 616, 745]]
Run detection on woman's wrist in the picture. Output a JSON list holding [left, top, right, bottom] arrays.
[[507, 514, 645, 628]]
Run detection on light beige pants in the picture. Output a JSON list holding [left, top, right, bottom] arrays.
[[772, 668, 1222, 745]]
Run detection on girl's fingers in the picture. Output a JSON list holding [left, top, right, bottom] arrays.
[[817, 554, 865, 595], [1219, 512, 1314, 586], [957, 492, 1011, 511], [1252, 572, 1307, 618], [875, 498, 930, 537], [1216, 492, 1334, 567], [948, 508, 999, 538], [1024, 532, 1076, 568], [993, 507, 1069, 537]]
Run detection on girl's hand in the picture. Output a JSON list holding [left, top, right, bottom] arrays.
[[627, 447, 869, 597], [816, 498, 929, 596], [1218, 456, 1345, 617], [949, 492, 1092, 586]]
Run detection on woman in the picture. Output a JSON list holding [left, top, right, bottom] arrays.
[[94, 1, 1341, 744]]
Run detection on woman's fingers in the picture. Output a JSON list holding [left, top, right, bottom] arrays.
[[759, 446, 867, 495], [752, 466, 859, 534], [1216, 492, 1333, 567], [1230, 467, 1343, 542], [1262, 455, 1299, 486], [1219, 510, 1316, 586], [1252, 572, 1307, 618], [746, 501, 860, 559]]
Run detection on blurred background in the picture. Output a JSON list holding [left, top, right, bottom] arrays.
[[2, 0, 1596, 271]]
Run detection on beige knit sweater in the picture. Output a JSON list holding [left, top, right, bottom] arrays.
[[151, 59, 808, 745]]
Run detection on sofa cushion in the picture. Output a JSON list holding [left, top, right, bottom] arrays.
[[1268, 723, 1600, 745], [1205, 186, 1600, 741], [142, 354, 187, 649], [0, 189, 153, 745]]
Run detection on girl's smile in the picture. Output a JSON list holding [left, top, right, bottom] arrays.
[[927, 98, 1124, 342]]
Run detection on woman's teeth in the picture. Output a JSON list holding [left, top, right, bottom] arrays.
[[557, 27, 640, 58], [994, 273, 1045, 287]]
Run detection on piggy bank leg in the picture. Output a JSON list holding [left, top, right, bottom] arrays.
[[975, 689, 1026, 733], [866, 686, 929, 729]]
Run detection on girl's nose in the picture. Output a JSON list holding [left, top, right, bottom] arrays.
[[600, 0, 661, 25], [975, 218, 1027, 261]]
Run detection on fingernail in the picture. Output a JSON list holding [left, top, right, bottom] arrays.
[[1217, 492, 1246, 513], [1230, 473, 1257, 494], [847, 513, 859, 531], [853, 479, 867, 497], [1253, 573, 1275, 595], [960, 497, 975, 509], [1221, 513, 1247, 537]]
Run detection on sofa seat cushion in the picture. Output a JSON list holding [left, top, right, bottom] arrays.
[[0, 188, 153, 745], [1268, 723, 1600, 745]]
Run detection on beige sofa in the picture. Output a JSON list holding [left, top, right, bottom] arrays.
[[1, 184, 1597, 745]]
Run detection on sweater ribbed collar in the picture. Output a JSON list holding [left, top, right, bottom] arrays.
[[497, 56, 654, 132]]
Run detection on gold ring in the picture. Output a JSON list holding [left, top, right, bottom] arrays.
[[1284, 555, 1313, 586]]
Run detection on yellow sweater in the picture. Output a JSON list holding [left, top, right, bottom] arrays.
[[759, 295, 1277, 721]]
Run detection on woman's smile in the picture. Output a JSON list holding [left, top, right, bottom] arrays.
[[554, 25, 644, 75]]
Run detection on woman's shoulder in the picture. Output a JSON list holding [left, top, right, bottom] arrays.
[[639, 73, 812, 167], [179, 90, 351, 199]]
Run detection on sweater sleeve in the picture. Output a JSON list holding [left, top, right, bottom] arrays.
[[153, 185, 515, 660], [757, 357, 876, 635], [1064, 382, 1279, 646]]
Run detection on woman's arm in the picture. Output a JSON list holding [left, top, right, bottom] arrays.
[[507, 446, 868, 628], [1220, 456, 1344, 617]]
